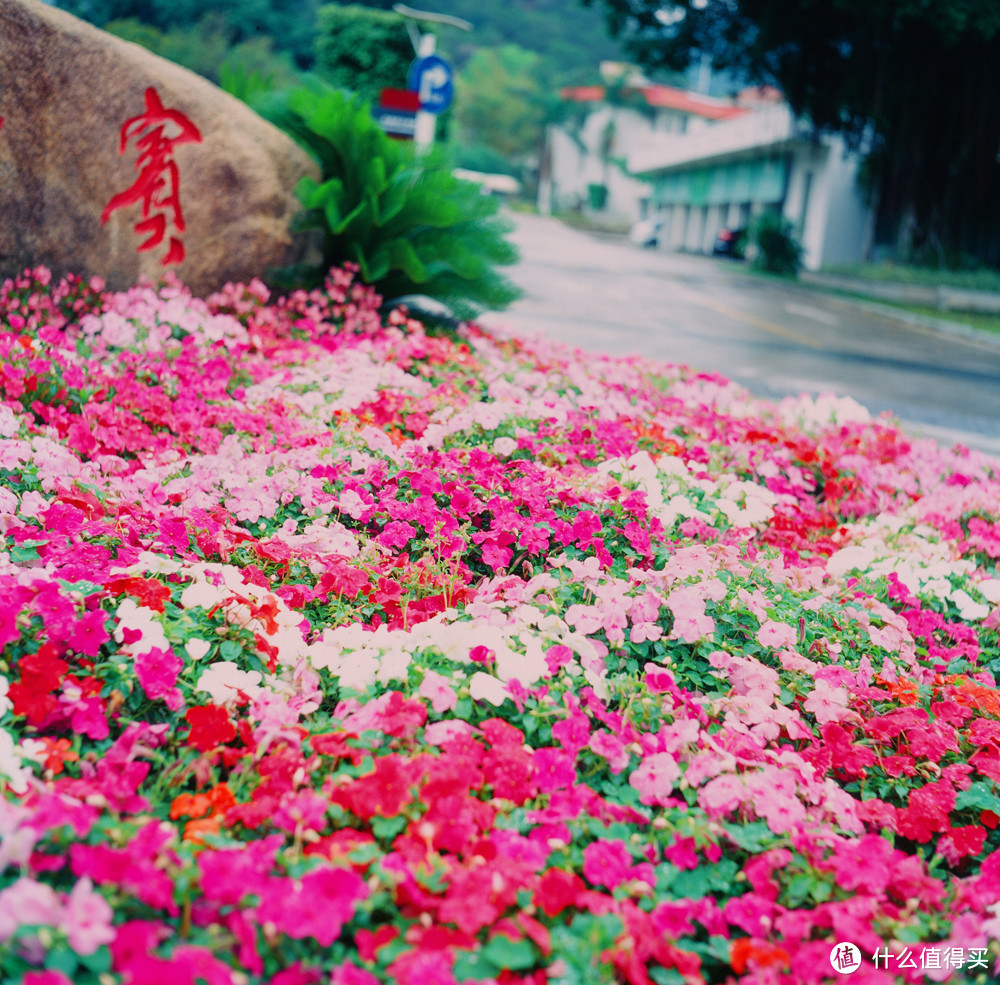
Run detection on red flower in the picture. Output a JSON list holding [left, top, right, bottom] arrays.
[[730, 937, 790, 974], [9, 643, 68, 725], [333, 754, 418, 819], [534, 868, 586, 917], [184, 704, 237, 752], [105, 576, 172, 613]]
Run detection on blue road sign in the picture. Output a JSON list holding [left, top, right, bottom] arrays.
[[407, 54, 454, 114]]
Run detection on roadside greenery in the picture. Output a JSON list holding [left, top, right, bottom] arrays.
[[824, 264, 1000, 294], [251, 81, 521, 318], [749, 212, 804, 276]]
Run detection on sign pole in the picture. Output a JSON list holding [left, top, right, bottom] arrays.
[[414, 33, 437, 152]]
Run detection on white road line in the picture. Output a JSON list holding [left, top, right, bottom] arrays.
[[784, 302, 840, 326]]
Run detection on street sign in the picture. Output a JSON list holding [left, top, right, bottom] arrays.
[[374, 88, 421, 140], [407, 54, 454, 114]]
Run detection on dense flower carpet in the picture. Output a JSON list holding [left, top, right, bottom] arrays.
[[1, 264, 1000, 985]]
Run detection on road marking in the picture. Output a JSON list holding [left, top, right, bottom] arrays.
[[669, 283, 824, 349], [784, 302, 840, 326]]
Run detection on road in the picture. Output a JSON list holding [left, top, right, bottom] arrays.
[[480, 212, 1000, 456]]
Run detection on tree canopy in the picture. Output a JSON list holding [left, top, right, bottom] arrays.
[[582, 0, 1000, 265]]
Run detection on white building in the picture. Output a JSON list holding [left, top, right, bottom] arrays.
[[539, 71, 873, 270], [537, 72, 746, 228]]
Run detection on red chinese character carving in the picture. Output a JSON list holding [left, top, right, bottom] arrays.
[[101, 87, 202, 266]]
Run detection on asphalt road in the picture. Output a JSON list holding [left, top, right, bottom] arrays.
[[480, 212, 1000, 456]]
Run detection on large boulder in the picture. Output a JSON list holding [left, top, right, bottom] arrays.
[[0, 0, 321, 295]]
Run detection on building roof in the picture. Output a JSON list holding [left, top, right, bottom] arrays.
[[629, 103, 799, 176], [560, 83, 749, 121]]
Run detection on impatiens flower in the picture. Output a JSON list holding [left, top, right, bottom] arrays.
[[757, 619, 797, 648], [196, 661, 263, 705], [255, 866, 368, 947], [630, 752, 681, 806], [582, 839, 646, 891], [589, 729, 631, 774], [62, 876, 115, 954], [0, 877, 62, 944], [184, 703, 237, 752], [803, 679, 852, 724], [667, 587, 714, 642], [135, 646, 184, 711]]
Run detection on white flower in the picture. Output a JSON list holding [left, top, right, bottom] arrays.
[[469, 672, 508, 706], [179, 580, 225, 610], [0, 729, 32, 795], [334, 649, 379, 692], [950, 589, 990, 621], [196, 661, 264, 704], [376, 647, 412, 685], [492, 436, 517, 456], [114, 599, 169, 654], [184, 639, 212, 661]]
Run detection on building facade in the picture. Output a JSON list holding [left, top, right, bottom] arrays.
[[539, 73, 873, 270]]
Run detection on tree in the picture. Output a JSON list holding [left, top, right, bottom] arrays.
[[314, 4, 414, 107], [581, 0, 1000, 266], [454, 46, 552, 168], [56, 0, 322, 68]]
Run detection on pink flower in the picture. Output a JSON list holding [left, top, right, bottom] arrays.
[[0, 877, 62, 943], [255, 866, 368, 946], [698, 773, 746, 815], [23, 974, 75, 985], [63, 877, 115, 954], [589, 729, 631, 774], [419, 669, 457, 713], [629, 752, 681, 806], [803, 679, 851, 724], [533, 747, 577, 793], [667, 587, 714, 642], [330, 962, 382, 985], [757, 619, 797, 648], [70, 608, 111, 657]]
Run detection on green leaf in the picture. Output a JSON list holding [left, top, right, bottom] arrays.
[[10, 541, 44, 564], [219, 640, 244, 661], [481, 935, 538, 970], [722, 820, 779, 852], [956, 782, 1000, 813], [370, 814, 408, 841], [453, 950, 500, 981], [79, 945, 112, 974], [44, 947, 79, 976]]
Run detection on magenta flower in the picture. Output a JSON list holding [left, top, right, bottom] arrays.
[[135, 646, 184, 711], [582, 839, 633, 890]]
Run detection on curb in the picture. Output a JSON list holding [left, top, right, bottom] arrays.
[[800, 288, 1000, 349]]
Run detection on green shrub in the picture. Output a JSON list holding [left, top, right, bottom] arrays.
[[749, 211, 804, 275], [253, 81, 522, 319]]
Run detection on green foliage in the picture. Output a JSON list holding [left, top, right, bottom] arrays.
[[253, 81, 522, 318], [314, 4, 415, 106], [105, 14, 302, 86], [452, 144, 521, 178], [749, 211, 804, 276], [454, 45, 551, 166], [62, 0, 322, 68]]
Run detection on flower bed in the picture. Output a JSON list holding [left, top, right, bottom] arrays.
[[1, 265, 1000, 985]]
